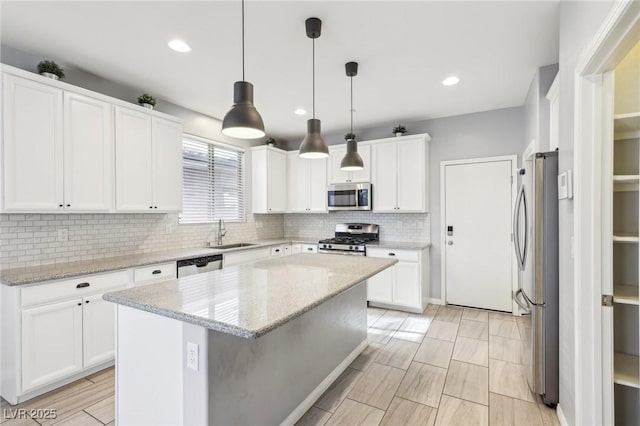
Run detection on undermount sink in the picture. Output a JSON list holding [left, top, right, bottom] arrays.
[[212, 243, 258, 250]]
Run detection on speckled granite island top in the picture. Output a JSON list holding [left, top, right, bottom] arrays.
[[103, 253, 397, 339]]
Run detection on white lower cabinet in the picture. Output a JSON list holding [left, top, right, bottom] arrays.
[[21, 299, 84, 392], [82, 294, 117, 368], [291, 243, 318, 254], [366, 247, 429, 313], [1, 269, 132, 404]]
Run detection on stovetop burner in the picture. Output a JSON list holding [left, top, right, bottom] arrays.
[[317, 223, 379, 255], [318, 237, 368, 245]]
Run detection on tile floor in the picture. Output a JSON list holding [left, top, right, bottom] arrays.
[[1, 368, 114, 426], [1, 305, 560, 426], [297, 304, 561, 426]]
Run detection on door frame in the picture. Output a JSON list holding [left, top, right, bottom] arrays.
[[572, 1, 640, 424], [440, 155, 519, 312]]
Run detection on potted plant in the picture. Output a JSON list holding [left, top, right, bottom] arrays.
[[266, 137, 278, 147], [392, 125, 407, 137], [37, 60, 65, 80], [344, 132, 356, 141], [137, 94, 157, 110]]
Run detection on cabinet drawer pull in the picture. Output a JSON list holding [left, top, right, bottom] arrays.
[[59, 204, 64, 207], [76, 282, 90, 289], [307, 248, 313, 251], [275, 249, 280, 253], [152, 270, 162, 275], [66, 204, 71, 207], [388, 253, 396, 256]]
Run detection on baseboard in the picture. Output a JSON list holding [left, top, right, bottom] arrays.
[[280, 339, 368, 426], [556, 403, 568, 426], [368, 301, 422, 314], [428, 298, 444, 305], [13, 360, 114, 404]]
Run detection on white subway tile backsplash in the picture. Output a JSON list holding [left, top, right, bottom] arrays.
[[0, 213, 284, 269], [283, 212, 430, 243]]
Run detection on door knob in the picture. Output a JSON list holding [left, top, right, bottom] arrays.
[[447, 241, 453, 245]]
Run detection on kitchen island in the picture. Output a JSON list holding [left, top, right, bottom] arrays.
[[103, 253, 396, 426]]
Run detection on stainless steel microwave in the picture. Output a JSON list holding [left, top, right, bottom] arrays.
[[327, 183, 372, 211]]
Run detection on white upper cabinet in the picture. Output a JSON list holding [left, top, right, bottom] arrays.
[[3, 74, 64, 211], [372, 134, 430, 212], [328, 144, 371, 183], [287, 151, 327, 213], [116, 107, 183, 212], [151, 118, 183, 212], [2, 66, 183, 214], [251, 146, 287, 213], [116, 107, 153, 211], [64, 92, 114, 212]]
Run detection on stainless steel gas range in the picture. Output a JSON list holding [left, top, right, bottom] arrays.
[[318, 223, 379, 256]]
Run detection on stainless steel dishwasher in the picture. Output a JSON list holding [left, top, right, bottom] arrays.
[[177, 254, 223, 278]]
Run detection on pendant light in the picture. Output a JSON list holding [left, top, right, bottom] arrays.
[[221, 0, 265, 139], [341, 61, 364, 171], [299, 17, 329, 159]]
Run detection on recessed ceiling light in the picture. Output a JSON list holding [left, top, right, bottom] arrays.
[[168, 40, 191, 53], [442, 76, 460, 86], [294, 108, 307, 115]]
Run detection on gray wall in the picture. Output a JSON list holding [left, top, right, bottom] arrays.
[[557, 1, 614, 424]]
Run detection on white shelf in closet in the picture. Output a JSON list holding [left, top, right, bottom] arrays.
[[613, 175, 640, 191], [613, 284, 640, 305], [614, 112, 640, 140], [613, 233, 640, 243], [614, 352, 640, 388]]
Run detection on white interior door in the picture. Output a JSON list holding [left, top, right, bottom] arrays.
[[444, 159, 514, 312]]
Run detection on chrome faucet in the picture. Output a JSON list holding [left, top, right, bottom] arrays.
[[217, 219, 227, 246]]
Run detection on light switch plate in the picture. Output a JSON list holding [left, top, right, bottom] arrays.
[[558, 170, 573, 200], [187, 342, 198, 371]]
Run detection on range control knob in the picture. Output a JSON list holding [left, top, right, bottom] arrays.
[[328, 244, 332, 249], [349, 246, 353, 249]]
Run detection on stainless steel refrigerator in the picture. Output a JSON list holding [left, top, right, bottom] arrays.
[[512, 151, 559, 407]]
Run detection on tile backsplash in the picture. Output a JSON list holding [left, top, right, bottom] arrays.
[[0, 213, 284, 269], [0, 211, 429, 269], [284, 212, 430, 242]]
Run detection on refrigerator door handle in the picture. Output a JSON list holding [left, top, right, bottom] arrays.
[[513, 185, 528, 271], [513, 289, 531, 314]]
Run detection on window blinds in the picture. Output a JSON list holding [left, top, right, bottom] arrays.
[[180, 136, 245, 224]]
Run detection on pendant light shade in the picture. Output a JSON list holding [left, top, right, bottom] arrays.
[[299, 17, 329, 159], [221, 0, 265, 139], [222, 81, 265, 139], [340, 61, 364, 170], [300, 118, 329, 158]]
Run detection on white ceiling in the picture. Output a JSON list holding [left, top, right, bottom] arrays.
[[1, 1, 559, 140]]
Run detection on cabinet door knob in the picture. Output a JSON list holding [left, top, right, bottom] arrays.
[[154, 206, 158, 209], [447, 241, 454, 245], [77, 302, 82, 306], [59, 204, 64, 207], [149, 206, 153, 209], [66, 204, 70, 207], [85, 300, 90, 304]]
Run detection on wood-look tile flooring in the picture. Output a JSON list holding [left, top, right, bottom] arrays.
[[1, 368, 114, 426], [297, 304, 561, 426], [1, 305, 561, 426]]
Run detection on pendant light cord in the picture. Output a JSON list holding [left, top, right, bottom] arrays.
[[350, 75, 354, 134], [241, 0, 245, 81], [312, 38, 316, 119]]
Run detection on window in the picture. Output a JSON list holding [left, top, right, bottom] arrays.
[[180, 135, 245, 224]]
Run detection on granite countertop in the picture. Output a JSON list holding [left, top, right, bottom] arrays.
[[0, 239, 318, 286], [103, 253, 397, 339], [369, 241, 431, 250]]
